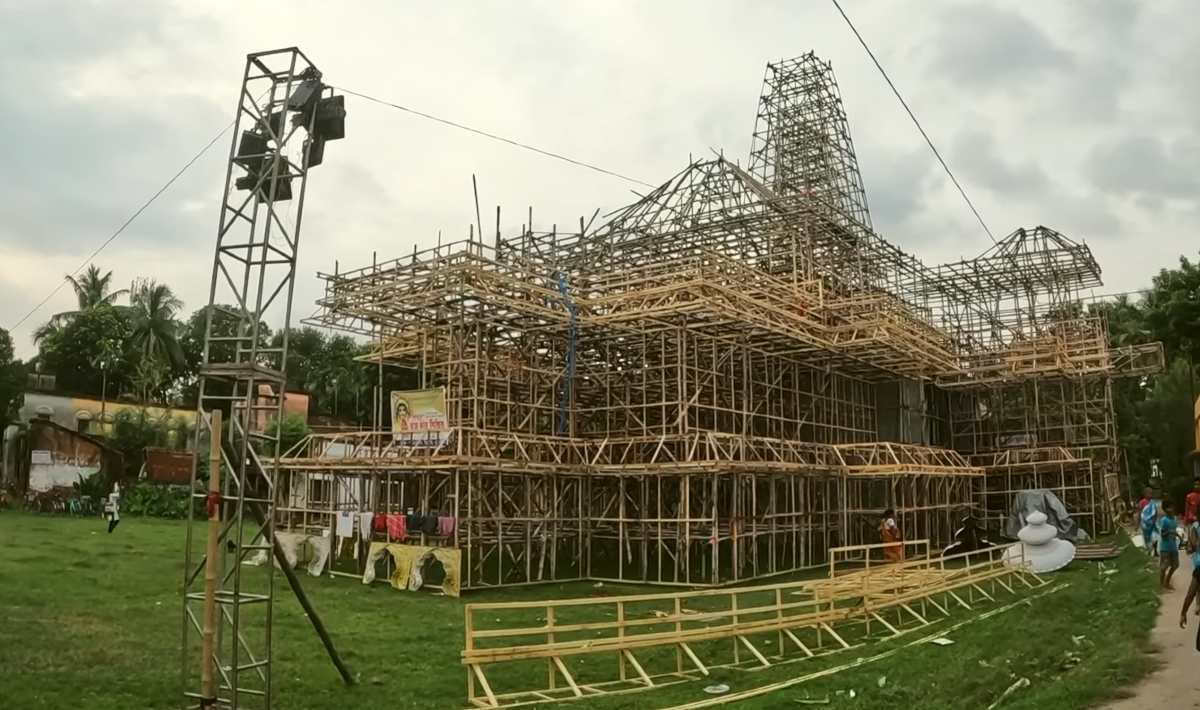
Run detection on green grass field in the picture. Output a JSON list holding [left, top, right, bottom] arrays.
[[0, 512, 1160, 709]]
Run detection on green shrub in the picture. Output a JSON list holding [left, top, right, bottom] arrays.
[[73, 471, 108, 500], [120, 483, 191, 519], [264, 412, 311, 455]]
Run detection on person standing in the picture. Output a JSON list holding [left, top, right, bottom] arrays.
[[1179, 516, 1200, 628], [104, 482, 121, 534], [1135, 485, 1152, 525], [879, 508, 904, 562], [1159, 500, 1180, 590], [1184, 479, 1200, 526], [1141, 488, 1162, 557]]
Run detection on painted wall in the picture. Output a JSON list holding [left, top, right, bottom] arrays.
[[20, 391, 196, 443], [26, 422, 107, 492]]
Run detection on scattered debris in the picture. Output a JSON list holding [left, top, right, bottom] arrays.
[[987, 677, 1030, 709], [877, 675, 887, 688], [703, 684, 731, 695], [1070, 635, 1086, 646], [1074, 544, 1121, 561], [927, 637, 955, 646], [793, 696, 830, 705]]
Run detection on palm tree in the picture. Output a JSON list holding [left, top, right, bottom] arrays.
[[70, 266, 128, 310], [128, 279, 186, 369], [34, 265, 128, 344]]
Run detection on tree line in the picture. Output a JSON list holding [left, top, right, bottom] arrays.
[[0, 265, 416, 432], [1095, 254, 1200, 504]]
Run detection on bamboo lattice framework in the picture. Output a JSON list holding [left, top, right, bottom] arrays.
[[279, 51, 1163, 589]]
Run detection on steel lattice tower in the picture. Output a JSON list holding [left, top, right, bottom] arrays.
[[181, 47, 338, 709]]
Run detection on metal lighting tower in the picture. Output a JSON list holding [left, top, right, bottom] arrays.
[[181, 47, 344, 709]]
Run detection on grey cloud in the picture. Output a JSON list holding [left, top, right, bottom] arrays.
[[927, 5, 1072, 90], [1085, 135, 1200, 199], [952, 129, 1050, 195], [859, 146, 936, 237], [0, 2, 226, 254]]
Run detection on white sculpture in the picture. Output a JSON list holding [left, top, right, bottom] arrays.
[[1004, 511, 1075, 573]]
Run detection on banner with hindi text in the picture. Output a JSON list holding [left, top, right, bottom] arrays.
[[390, 388, 449, 445]]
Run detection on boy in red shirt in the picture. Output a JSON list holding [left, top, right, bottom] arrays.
[[1185, 479, 1200, 525]]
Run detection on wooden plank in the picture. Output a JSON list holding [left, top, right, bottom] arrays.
[[783, 628, 814, 657], [737, 635, 772, 667], [552, 656, 583, 697], [819, 623, 851, 650], [471, 664, 499, 707], [870, 612, 901, 637], [678, 643, 709, 676], [622, 649, 654, 687]]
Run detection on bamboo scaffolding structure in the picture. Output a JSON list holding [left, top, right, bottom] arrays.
[[276, 52, 1162, 590]]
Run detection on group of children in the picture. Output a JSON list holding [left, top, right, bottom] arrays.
[[1136, 481, 1200, 592]]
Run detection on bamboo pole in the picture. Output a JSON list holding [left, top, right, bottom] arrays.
[[200, 409, 223, 706]]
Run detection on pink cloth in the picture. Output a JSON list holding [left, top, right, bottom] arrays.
[[385, 514, 406, 540], [438, 516, 456, 538]]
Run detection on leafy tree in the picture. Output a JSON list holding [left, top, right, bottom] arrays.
[[131, 355, 172, 404], [37, 304, 135, 397], [34, 265, 128, 344], [1093, 257, 1200, 501], [0, 328, 26, 431], [69, 266, 129, 310], [265, 412, 311, 456], [306, 335, 369, 419], [1142, 254, 1200, 366], [1135, 359, 1197, 503], [128, 279, 185, 370], [108, 408, 171, 478], [274, 327, 326, 394], [179, 305, 272, 406], [271, 328, 379, 422]]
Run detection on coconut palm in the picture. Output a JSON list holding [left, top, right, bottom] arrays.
[[70, 266, 128, 310], [34, 265, 128, 344], [128, 278, 186, 369]]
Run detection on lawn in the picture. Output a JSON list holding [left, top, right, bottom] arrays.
[[0, 512, 1160, 709]]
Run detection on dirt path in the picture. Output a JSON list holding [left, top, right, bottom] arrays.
[[1100, 550, 1199, 709]]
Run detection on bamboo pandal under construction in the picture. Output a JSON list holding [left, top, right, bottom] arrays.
[[277, 52, 1163, 590]]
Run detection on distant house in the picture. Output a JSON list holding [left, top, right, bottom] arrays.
[[237, 384, 310, 432], [8, 418, 123, 494], [19, 390, 196, 446]]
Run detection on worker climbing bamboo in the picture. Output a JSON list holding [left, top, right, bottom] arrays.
[[879, 508, 904, 562]]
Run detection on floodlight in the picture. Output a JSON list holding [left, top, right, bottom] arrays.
[[314, 95, 345, 140]]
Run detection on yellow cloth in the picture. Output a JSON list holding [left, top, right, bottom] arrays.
[[387, 544, 432, 590], [362, 542, 462, 597], [429, 547, 462, 597]]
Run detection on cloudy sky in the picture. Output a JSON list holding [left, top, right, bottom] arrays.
[[2, 0, 1196, 358]]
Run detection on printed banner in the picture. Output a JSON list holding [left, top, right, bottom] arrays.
[[390, 388, 449, 445]]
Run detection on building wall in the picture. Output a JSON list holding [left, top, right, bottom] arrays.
[[26, 421, 112, 492], [19, 391, 196, 443]]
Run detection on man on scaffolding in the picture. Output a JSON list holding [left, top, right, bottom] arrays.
[[879, 508, 904, 562]]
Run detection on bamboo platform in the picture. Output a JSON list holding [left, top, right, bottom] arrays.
[[459, 544, 1045, 708]]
